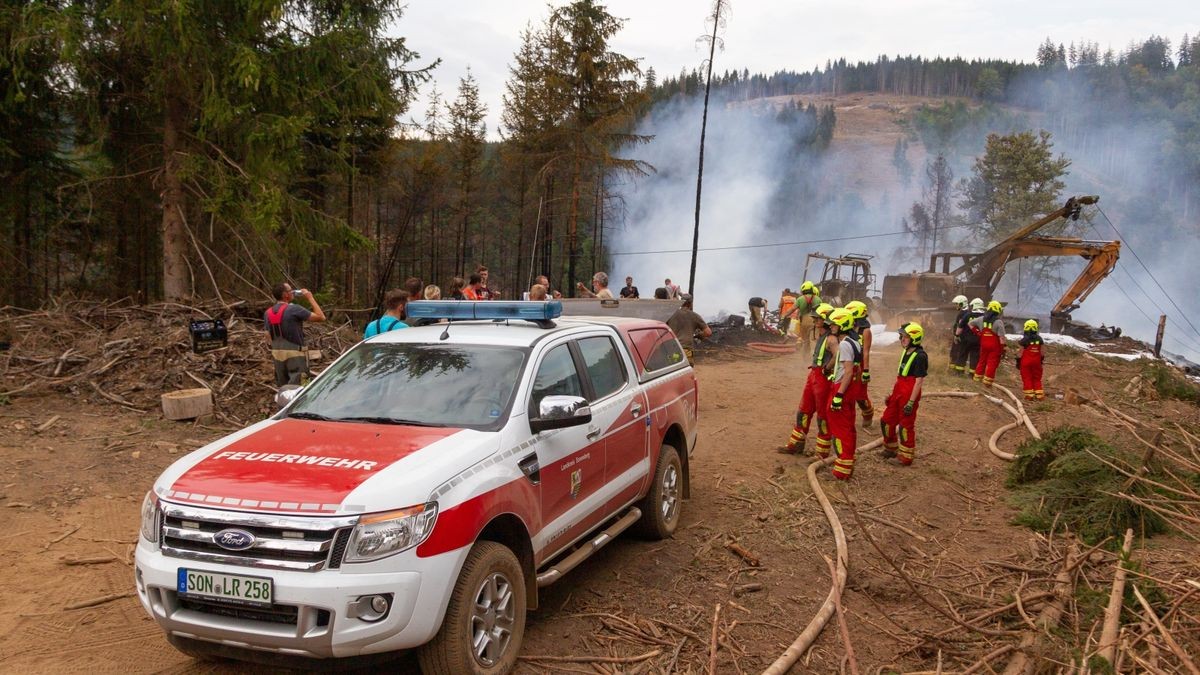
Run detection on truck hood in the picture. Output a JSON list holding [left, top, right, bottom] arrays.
[[159, 418, 495, 515]]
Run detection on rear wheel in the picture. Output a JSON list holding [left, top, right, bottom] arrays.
[[418, 541, 526, 675], [634, 443, 683, 539]]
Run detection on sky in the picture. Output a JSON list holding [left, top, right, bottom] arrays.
[[396, 0, 1196, 138]]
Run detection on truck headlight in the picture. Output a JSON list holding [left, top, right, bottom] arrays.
[[344, 502, 438, 563], [140, 492, 160, 544]]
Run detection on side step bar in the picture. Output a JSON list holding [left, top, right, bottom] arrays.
[[536, 508, 641, 587]]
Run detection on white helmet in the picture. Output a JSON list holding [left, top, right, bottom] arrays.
[[970, 298, 984, 311], [952, 294, 968, 308]]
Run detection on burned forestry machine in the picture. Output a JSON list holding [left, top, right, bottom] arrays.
[[879, 195, 1119, 331]]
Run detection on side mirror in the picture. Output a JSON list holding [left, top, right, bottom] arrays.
[[274, 385, 304, 410], [530, 395, 592, 433]]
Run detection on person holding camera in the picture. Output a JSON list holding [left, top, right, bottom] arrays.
[[264, 282, 326, 386]]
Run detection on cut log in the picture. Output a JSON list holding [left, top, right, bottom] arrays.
[[161, 388, 213, 421], [307, 349, 322, 362]]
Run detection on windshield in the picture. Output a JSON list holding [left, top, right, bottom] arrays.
[[287, 343, 527, 429]]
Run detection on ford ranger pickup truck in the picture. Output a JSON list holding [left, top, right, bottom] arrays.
[[135, 300, 698, 674]]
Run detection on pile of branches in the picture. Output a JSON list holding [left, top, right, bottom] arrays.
[[0, 297, 360, 424], [843, 492, 1200, 673]]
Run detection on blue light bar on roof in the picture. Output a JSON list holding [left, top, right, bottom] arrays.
[[406, 300, 563, 322]]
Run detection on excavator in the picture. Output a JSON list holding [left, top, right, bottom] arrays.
[[879, 195, 1120, 331]]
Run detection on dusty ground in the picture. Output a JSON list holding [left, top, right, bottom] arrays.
[[1, 332, 1198, 673]]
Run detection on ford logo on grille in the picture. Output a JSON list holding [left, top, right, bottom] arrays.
[[213, 529, 256, 551]]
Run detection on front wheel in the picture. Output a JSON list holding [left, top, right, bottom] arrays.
[[417, 541, 526, 675], [634, 443, 683, 539]]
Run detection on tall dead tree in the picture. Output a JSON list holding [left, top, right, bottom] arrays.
[[688, 0, 728, 295]]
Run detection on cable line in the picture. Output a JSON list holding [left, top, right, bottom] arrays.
[[608, 222, 977, 257], [1096, 206, 1200, 342]]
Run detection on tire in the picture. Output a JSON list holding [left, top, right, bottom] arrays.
[[418, 541, 526, 675], [634, 443, 683, 539]]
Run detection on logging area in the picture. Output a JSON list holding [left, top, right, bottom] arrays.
[[2, 299, 1199, 673]]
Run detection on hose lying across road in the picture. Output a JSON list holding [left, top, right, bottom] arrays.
[[746, 342, 797, 354], [762, 384, 1039, 674]]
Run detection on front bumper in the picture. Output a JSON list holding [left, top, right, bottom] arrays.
[[135, 539, 468, 658]]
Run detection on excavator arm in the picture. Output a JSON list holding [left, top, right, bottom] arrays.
[[999, 236, 1121, 319], [949, 195, 1100, 293]]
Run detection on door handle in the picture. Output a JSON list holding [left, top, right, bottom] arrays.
[[631, 402, 643, 417], [586, 426, 601, 440]]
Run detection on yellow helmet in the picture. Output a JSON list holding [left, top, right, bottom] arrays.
[[1024, 319, 1039, 332], [800, 280, 817, 295], [845, 300, 868, 320], [900, 322, 924, 345], [828, 308, 854, 332], [815, 302, 835, 320], [987, 300, 1003, 314]]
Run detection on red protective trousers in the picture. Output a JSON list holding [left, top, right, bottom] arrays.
[[1020, 345, 1044, 400], [974, 330, 1003, 386], [881, 377, 921, 465], [787, 366, 833, 455], [825, 380, 859, 480]]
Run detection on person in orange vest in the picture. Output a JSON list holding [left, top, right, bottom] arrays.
[[777, 289, 798, 334], [1018, 319, 1045, 400], [880, 322, 928, 466], [826, 308, 863, 480], [968, 300, 1008, 387], [780, 303, 836, 456], [781, 280, 822, 352], [844, 300, 875, 428]]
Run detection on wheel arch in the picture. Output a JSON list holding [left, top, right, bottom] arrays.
[[476, 513, 538, 610], [661, 423, 690, 499]]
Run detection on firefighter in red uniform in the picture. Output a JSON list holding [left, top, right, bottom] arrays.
[[1018, 319, 1045, 400], [826, 308, 862, 480], [781, 303, 836, 456], [845, 300, 875, 429], [881, 322, 928, 466], [968, 300, 1008, 387]]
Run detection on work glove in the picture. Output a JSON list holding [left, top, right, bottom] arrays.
[[903, 401, 914, 416], [954, 335, 961, 344], [861, 369, 871, 383], [831, 393, 844, 411]]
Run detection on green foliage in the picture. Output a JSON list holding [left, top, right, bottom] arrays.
[[1007, 426, 1171, 543], [1142, 362, 1200, 402], [958, 130, 1071, 242]]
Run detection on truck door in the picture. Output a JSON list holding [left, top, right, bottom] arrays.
[[575, 334, 649, 513], [528, 341, 607, 559]]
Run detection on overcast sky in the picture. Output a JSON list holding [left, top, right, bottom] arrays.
[[396, 0, 1196, 137]]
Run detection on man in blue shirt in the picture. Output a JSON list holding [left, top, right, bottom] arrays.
[[364, 290, 409, 338]]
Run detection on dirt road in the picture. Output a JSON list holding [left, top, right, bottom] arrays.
[[1, 338, 1195, 673]]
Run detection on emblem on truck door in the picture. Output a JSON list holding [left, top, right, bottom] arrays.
[[570, 469, 582, 499], [213, 529, 256, 551]]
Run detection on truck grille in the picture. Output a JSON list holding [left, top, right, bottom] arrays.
[[160, 502, 359, 572]]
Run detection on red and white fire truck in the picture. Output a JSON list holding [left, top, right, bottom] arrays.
[[135, 300, 698, 673]]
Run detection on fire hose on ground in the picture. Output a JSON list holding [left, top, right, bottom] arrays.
[[761, 384, 1039, 674]]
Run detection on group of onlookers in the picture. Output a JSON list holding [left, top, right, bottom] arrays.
[[262, 267, 709, 386]]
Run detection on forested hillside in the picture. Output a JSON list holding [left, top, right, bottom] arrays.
[[3, 0, 1197, 336]]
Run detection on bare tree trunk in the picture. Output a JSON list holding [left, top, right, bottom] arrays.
[[161, 91, 190, 300], [568, 151, 581, 297], [689, 0, 725, 295]]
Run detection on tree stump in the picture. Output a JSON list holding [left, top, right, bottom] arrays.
[[161, 388, 213, 421]]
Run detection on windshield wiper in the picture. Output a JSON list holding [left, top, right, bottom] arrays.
[[287, 411, 333, 421], [338, 416, 443, 427]]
